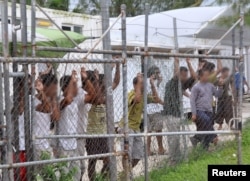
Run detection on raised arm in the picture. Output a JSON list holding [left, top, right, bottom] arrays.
[[35, 79, 51, 113], [133, 73, 143, 103], [149, 75, 164, 104], [59, 71, 76, 110], [51, 99, 60, 122], [216, 59, 222, 75], [81, 67, 96, 104], [173, 57, 179, 77], [186, 58, 197, 79], [112, 63, 120, 90]]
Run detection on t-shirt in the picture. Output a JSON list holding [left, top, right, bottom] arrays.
[[163, 77, 195, 117], [215, 76, 233, 101], [33, 97, 52, 150], [208, 72, 217, 84], [235, 72, 246, 90], [128, 90, 144, 131], [146, 78, 163, 115], [190, 82, 222, 115], [58, 90, 85, 150], [76, 88, 88, 134]]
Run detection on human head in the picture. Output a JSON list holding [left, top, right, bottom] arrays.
[[82, 70, 95, 89], [198, 59, 207, 69], [203, 62, 215, 73], [60, 75, 78, 97], [17, 74, 32, 96], [179, 66, 189, 82], [147, 65, 161, 80], [40, 73, 58, 99], [221, 67, 230, 79], [133, 75, 143, 92], [198, 69, 210, 83]]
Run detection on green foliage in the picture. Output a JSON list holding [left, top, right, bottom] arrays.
[[35, 152, 77, 181], [89, 0, 201, 17], [135, 119, 250, 181], [46, 0, 69, 11]]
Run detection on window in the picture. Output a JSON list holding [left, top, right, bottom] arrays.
[[73, 26, 82, 34], [62, 25, 71, 31]]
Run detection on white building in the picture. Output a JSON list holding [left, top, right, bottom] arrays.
[[6, 2, 102, 38]]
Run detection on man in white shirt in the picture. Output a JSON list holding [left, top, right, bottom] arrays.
[[147, 66, 166, 155], [59, 68, 95, 180], [33, 73, 60, 160]]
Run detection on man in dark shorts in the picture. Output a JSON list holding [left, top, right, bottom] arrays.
[[214, 67, 235, 130], [86, 63, 120, 181]]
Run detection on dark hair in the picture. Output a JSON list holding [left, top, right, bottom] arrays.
[[60, 75, 71, 91], [203, 62, 215, 72], [16, 74, 31, 88], [180, 66, 188, 73], [147, 65, 160, 78], [133, 77, 138, 85], [198, 69, 209, 77], [199, 59, 207, 63], [40, 74, 58, 87], [221, 67, 230, 73]]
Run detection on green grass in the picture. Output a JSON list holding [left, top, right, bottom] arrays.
[[135, 120, 250, 181]]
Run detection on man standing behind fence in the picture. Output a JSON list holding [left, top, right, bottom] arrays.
[[119, 73, 160, 180], [58, 68, 95, 180], [146, 66, 165, 155], [162, 58, 196, 165], [86, 63, 120, 181]]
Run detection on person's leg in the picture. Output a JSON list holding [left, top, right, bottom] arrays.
[[131, 132, 143, 168], [77, 139, 86, 179], [154, 114, 165, 154], [215, 101, 224, 130], [67, 150, 81, 181], [147, 114, 153, 155], [88, 159, 97, 181]]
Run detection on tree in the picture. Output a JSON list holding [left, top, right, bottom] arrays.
[[89, 0, 201, 17], [215, 0, 250, 26]]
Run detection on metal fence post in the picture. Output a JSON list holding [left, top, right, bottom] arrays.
[[173, 17, 186, 162], [100, 0, 117, 180], [11, 0, 21, 179], [237, 8, 244, 165], [20, 0, 32, 180], [143, 3, 150, 181], [1, 0, 14, 180], [121, 4, 129, 181]]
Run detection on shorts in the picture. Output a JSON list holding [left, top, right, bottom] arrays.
[[215, 97, 234, 125], [120, 129, 143, 160], [148, 113, 164, 132], [86, 138, 109, 155]]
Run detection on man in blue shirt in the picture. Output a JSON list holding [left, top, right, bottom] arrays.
[[234, 70, 249, 99]]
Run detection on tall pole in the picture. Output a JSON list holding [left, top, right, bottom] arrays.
[[173, 17, 186, 161], [143, 3, 150, 181], [21, 0, 32, 180], [11, 0, 21, 179], [121, 4, 129, 181], [1, 0, 14, 180], [100, 0, 117, 180], [30, 0, 36, 179], [237, 8, 244, 165]]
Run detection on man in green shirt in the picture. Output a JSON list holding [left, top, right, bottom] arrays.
[[120, 73, 160, 172]]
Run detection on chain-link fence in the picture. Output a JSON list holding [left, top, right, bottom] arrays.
[[0, 1, 248, 181]]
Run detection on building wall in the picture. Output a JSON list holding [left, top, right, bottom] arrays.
[[7, 3, 102, 38]]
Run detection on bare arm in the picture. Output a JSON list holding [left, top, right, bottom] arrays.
[[174, 57, 179, 77], [186, 58, 197, 79], [183, 91, 190, 98], [133, 74, 143, 103], [149, 76, 163, 104], [216, 59, 222, 75], [51, 99, 60, 121], [112, 63, 120, 90], [35, 79, 51, 113]]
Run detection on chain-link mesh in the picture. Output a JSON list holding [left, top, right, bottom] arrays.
[[0, 2, 249, 181]]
